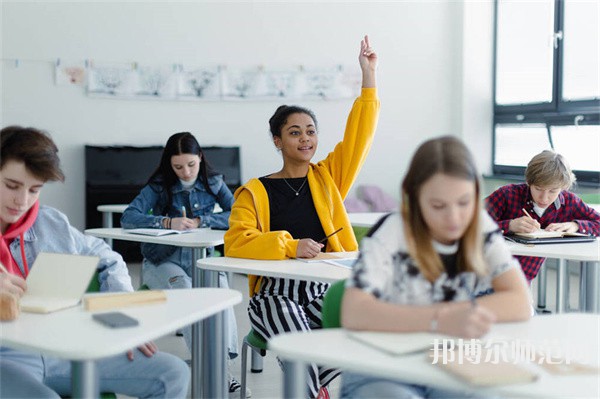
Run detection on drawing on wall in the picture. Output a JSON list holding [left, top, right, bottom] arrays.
[[87, 63, 137, 96], [258, 67, 302, 100], [136, 65, 179, 98], [84, 60, 357, 102], [221, 66, 262, 100], [300, 65, 361, 100], [178, 65, 221, 100], [55, 60, 86, 86]]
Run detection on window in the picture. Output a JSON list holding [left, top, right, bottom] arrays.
[[493, 0, 600, 186]]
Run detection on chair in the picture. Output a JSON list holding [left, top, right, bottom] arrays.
[[240, 329, 268, 399], [322, 279, 346, 329]]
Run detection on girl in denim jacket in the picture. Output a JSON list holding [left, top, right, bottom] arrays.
[[120, 132, 244, 394]]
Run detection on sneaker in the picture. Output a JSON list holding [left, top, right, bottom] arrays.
[[316, 386, 330, 399], [229, 375, 251, 398]]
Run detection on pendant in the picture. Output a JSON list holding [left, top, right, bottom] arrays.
[[296, 192, 299, 196]]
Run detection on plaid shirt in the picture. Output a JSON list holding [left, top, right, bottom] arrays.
[[485, 183, 600, 281]]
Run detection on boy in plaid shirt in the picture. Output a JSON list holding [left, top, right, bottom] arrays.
[[485, 150, 600, 282]]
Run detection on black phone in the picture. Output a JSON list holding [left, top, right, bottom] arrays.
[[92, 311, 139, 328]]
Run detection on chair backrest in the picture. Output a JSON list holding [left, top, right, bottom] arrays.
[[322, 279, 346, 328]]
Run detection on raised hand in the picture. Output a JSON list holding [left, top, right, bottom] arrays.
[[359, 35, 377, 88]]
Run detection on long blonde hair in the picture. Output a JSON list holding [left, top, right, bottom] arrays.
[[401, 136, 485, 282]]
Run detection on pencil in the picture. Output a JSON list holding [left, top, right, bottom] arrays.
[[521, 208, 534, 220], [318, 227, 343, 243], [182, 206, 187, 219]]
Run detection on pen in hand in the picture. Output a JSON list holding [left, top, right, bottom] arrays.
[[318, 227, 344, 244], [181, 206, 187, 219], [521, 208, 534, 220]]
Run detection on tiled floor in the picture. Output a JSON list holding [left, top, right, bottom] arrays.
[[122, 261, 586, 399]]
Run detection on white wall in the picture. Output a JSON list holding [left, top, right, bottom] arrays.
[[1, 1, 493, 230]]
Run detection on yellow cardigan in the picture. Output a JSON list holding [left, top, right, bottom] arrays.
[[224, 88, 380, 296]]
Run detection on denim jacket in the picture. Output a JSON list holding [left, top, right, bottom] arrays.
[[120, 174, 233, 265], [9, 206, 133, 293]]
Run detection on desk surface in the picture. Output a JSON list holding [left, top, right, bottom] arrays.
[[270, 313, 600, 398], [85, 227, 225, 248], [0, 288, 241, 361], [97, 204, 128, 213], [197, 252, 357, 283], [505, 238, 600, 261]]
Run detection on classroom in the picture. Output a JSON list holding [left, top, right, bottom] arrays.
[[1, 1, 599, 398]]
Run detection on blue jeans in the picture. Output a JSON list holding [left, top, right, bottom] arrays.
[[341, 371, 498, 399], [0, 347, 189, 398], [142, 252, 239, 358]]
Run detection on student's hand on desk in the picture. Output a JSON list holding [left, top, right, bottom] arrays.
[[545, 221, 578, 233], [509, 216, 540, 233], [296, 239, 324, 259], [127, 341, 159, 361], [438, 304, 496, 339], [171, 217, 198, 231], [0, 273, 26, 298]]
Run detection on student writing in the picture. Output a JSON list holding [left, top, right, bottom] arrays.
[[340, 136, 531, 398], [119, 131, 244, 395], [225, 35, 380, 399], [0, 126, 189, 398], [485, 149, 600, 282]]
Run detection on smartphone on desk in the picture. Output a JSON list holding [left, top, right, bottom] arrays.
[[93, 311, 139, 328]]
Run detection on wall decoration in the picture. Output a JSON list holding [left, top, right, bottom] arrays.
[[136, 64, 179, 98], [178, 65, 221, 100], [87, 62, 137, 96], [55, 59, 87, 86]]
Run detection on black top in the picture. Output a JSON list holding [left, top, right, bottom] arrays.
[[259, 176, 326, 249]]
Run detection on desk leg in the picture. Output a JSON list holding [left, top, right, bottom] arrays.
[[536, 262, 547, 310], [556, 259, 568, 313], [192, 247, 207, 399], [580, 261, 600, 313], [199, 265, 226, 398], [282, 360, 307, 399], [71, 360, 98, 398], [102, 211, 113, 248]]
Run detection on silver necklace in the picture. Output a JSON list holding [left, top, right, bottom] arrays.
[[282, 176, 307, 196]]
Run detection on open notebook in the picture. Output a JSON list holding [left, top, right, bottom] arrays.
[[123, 228, 202, 236], [20, 252, 99, 313]]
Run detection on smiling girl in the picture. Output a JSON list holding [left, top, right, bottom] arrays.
[[225, 35, 380, 399]]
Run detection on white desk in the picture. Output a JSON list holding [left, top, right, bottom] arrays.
[[347, 212, 387, 228], [84, 227, 225, 398], [96, 204, 128, 247], [270, 313, 600, 398], [196, 252, 357, 285], [506, 239, 600, 313], [0, 289, 241, 398]]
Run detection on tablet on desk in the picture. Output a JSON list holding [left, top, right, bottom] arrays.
[[505, 234, 596, 245]]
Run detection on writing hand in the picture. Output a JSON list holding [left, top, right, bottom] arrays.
[[127, 341, 159, 361], [545, 221, 578, 233], [296, 238, 324, 259], [0, 273, 26, 298], [509, 216, 540, 233], [170, 217, 197, 231], [437, 303, 496, 339]]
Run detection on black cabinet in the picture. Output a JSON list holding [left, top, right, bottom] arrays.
[[85, 145, 241, 261]]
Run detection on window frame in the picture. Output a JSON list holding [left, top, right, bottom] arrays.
[[492, 0, 600, 187]]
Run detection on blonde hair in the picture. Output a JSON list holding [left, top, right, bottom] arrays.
[[525, 150, 576, 189], [401, 136, 485, 282]]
